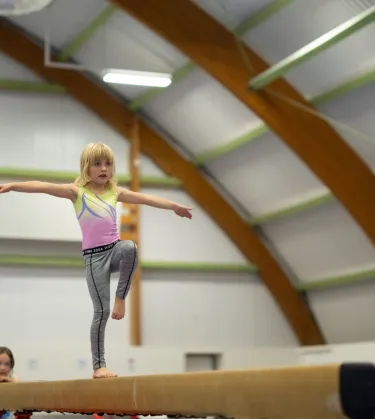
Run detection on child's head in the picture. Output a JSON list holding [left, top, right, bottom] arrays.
[[75, 143, 117, 189], [0, 347, 14, 377]]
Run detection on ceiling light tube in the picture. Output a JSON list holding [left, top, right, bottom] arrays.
[[102, 69, 172, 88]]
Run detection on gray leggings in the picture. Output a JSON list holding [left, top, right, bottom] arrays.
[[83, 240, 138, 370]]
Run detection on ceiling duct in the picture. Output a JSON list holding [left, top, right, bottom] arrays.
[[0, 0, 54, 15]]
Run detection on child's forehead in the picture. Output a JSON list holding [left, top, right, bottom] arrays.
[[91, 155, 112, 163], [0, 353, 10, 361]]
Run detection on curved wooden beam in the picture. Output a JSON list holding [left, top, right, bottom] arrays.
[[113, 0, 375, 245], [0, 19, 324, 345]]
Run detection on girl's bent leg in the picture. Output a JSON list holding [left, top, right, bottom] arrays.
[[110, 240, 138, 320]]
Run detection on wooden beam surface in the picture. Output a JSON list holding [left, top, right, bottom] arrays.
[[0, 18, 324, 345], [113, 0, 375, 246], [0, 363, 374, 419]]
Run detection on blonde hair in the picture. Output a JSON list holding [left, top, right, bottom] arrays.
[[75, 143, 117, 189]]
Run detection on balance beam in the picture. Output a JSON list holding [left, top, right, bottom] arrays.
[[0, 363, 374, 419]]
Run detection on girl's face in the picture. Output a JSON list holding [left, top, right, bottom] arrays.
[[89, 158, 113, 186], [0, 353, 11, 377]]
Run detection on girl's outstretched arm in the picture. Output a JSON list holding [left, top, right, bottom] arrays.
[[117, 187, 192, 219], [0, 181, 78, 201]]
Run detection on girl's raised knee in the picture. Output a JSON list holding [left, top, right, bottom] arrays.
[[121, 240, 137, 255]]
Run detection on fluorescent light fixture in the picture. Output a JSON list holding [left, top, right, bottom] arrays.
[[102, 69, 172, 88]]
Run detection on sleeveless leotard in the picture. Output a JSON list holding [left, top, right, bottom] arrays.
[[73, 185, 120, 250]]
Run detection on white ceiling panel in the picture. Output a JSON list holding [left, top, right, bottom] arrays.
[[142, 67, 259, 156], [250, 280, 298, 346], [9, 0, 107, 49], [106, 84, 151, 101], [206, 132, 325, 216], [75, 10, 189, 100], [244, 0, 362, 62], [262, 200, 375, 281], [318, 80, 375, 171], [139, 156, 166, 177], [140, 188, 248, 264], [0, 52, 42, 81], [76, 10, 187, 72], [307, 280, 375, 343], [283, 23, 375, 98], [244, 0, 375, 97], [191, 0, 275, 31]]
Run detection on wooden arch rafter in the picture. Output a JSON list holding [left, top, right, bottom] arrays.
[[113, 0, 375, 246], [0, 18, 324, 345]]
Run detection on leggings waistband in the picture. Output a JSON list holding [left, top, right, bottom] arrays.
[[82, 240, 120, 256]]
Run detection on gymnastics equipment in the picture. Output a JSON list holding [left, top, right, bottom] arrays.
[[0, 363, 374, 419], [0, 0, 54, 15]]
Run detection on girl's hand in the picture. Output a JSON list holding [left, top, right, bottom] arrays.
[[0, 184, 12, 194], [174, 204, 193, 219]]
